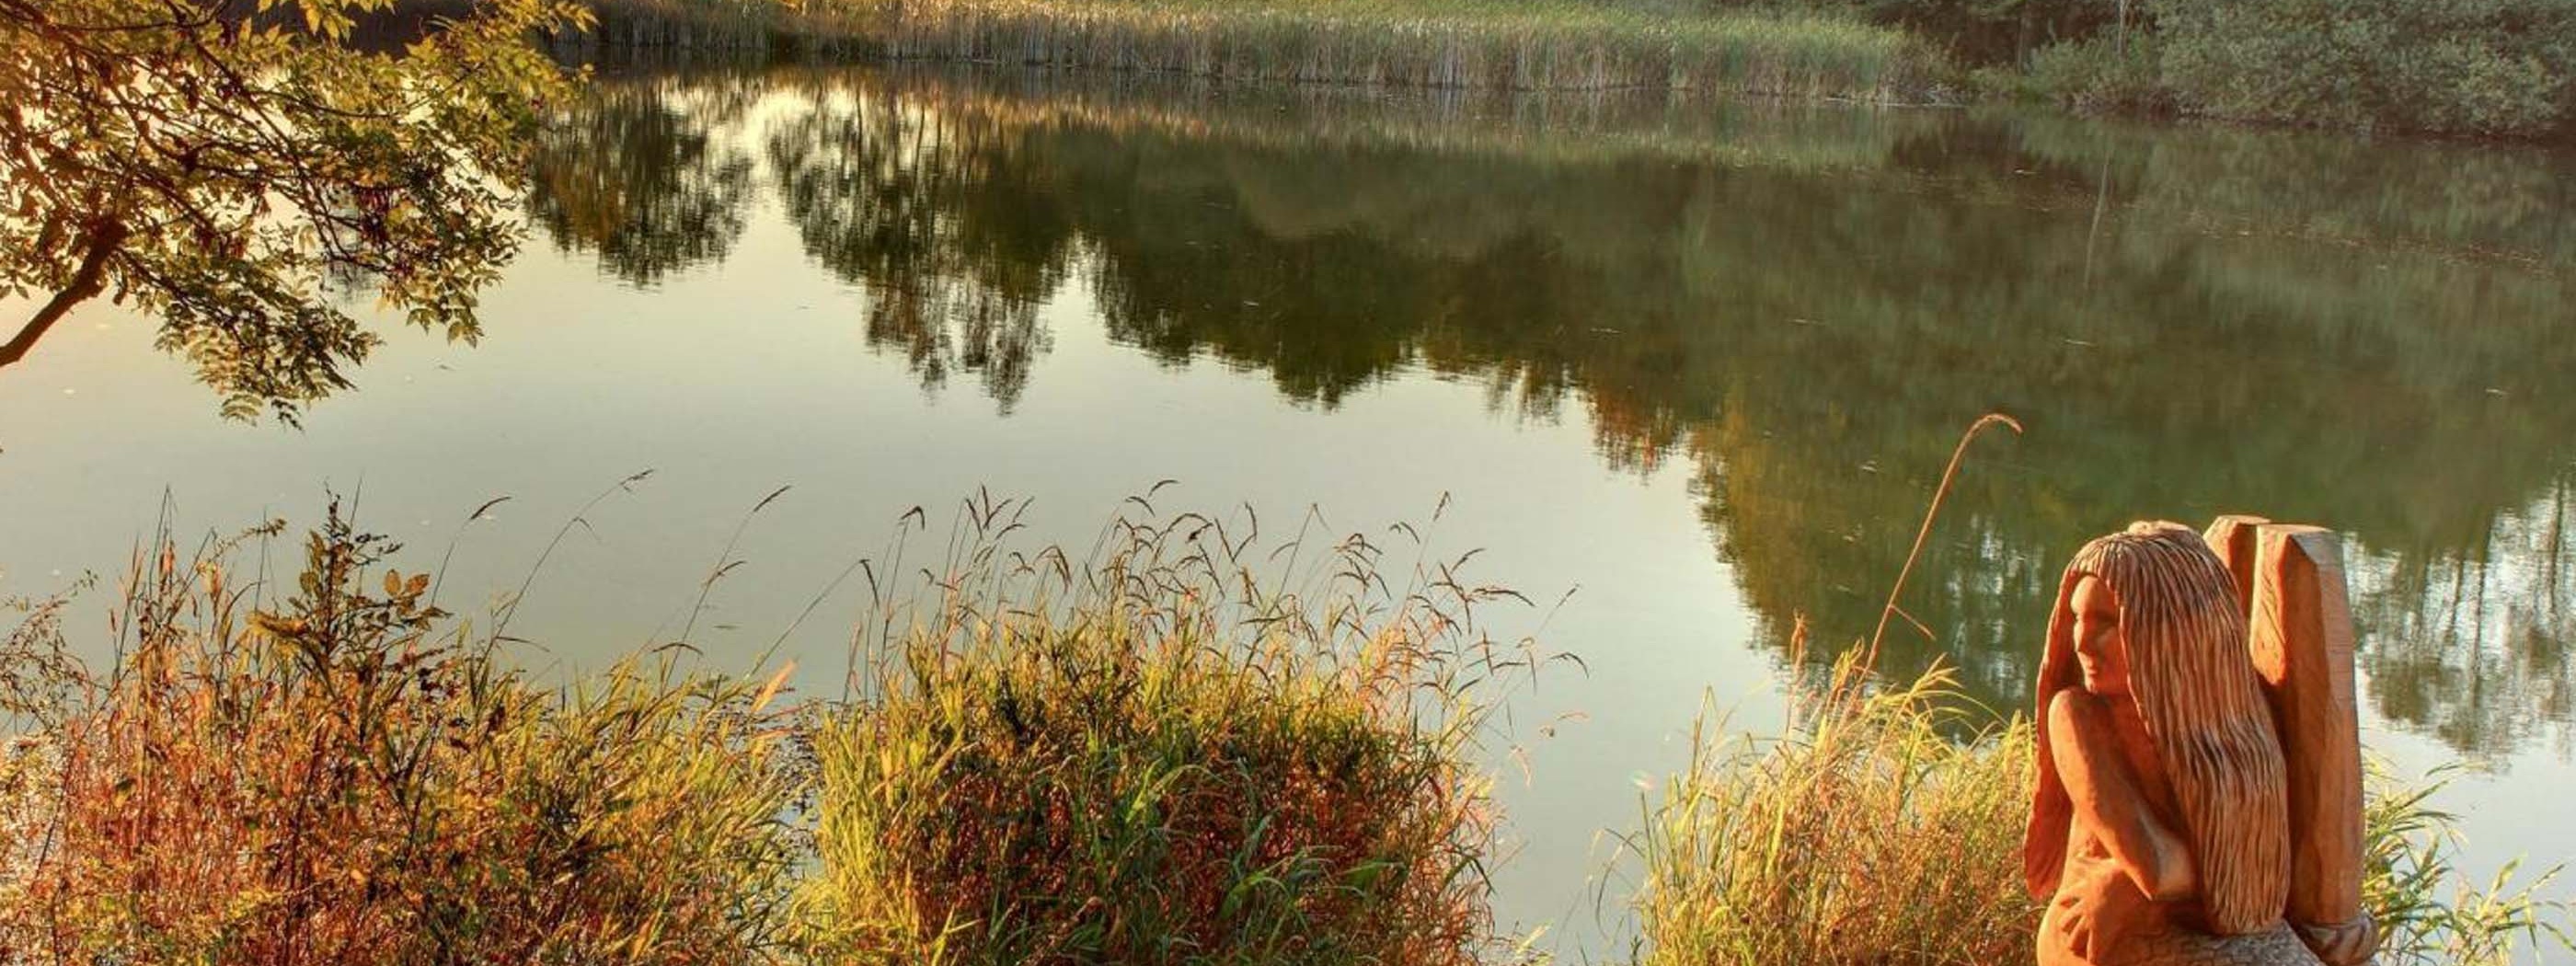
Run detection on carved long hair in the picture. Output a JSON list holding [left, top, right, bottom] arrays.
[[2022, 522, 2291, 935]]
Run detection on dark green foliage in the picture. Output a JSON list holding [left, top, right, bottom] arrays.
[[1995, 34, 2170, 112], [2152, 0, 2576, 135]]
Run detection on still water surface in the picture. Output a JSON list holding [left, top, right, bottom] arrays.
[[5, 63, 2573, 956]]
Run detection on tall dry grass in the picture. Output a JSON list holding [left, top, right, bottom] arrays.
[[1, 489, 1547, 966], [1629, 642, 2037, 965]]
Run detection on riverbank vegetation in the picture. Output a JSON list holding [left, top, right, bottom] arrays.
[[6, 496, 2570, 964], [1629, 650, 2036, 964], [1, 497, 1537, 964], [796, 493, 1523, 964], [0, 512, 807, 964]]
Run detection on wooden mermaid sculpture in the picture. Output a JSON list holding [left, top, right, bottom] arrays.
[[2025, 521, 2377, 966]]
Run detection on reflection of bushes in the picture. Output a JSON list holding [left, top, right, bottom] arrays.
[[522, 67, 2576, 749], [766, 91, 1069, 410]]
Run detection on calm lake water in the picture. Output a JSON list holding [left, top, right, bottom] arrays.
[[5, 61, 2573, 957]]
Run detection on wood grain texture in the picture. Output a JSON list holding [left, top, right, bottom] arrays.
[[2202, 515, 2270, 622], [2246, 524, 2371, 963]]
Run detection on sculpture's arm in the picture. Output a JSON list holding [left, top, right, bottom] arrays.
[[2046, 690, 2198, 902]]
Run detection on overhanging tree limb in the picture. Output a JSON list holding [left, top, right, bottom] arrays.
[[0, 221, 131, 369]]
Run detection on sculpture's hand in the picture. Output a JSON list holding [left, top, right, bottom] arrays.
[[2053, 881, 2142, 960]]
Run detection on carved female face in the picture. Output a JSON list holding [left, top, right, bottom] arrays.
[[2070, 575, 2133, 697]]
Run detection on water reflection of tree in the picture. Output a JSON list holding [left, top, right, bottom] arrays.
[[526, 80, 756, 287], [2355, 482, 2576, 755], [764, 88, 1070, 412], [573, 67, 2576, 753], [996, 81, 2576, 752]]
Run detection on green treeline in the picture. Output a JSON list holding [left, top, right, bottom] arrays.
[[523, 66, 2576, 753], [480, 0, 2576, 136]]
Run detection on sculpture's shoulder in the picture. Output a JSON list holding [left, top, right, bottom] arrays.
[[2045, 688, 2114, 749]]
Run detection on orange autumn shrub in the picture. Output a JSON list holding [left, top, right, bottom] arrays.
[[0, 511, 801, 966]]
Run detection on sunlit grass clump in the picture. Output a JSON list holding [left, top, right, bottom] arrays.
[[798, 496, 1524, 965], [1630, 642, 2037, 966], [0, 512, 804, 965]]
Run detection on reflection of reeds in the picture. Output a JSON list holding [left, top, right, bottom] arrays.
[[853, 0, 1938, 101], [782, 63, 1925, 172]]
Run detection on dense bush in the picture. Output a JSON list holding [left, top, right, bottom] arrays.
[[2154, 0, 2576, 135], [1997, 33, 2172, 112]]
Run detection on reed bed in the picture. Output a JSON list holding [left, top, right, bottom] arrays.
[[776, 63, 1921, 174], [563, 0, 873, 52], [834, 0, 1939, 101]]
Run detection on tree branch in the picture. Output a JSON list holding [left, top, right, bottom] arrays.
[[0, 220, 132, 370]]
